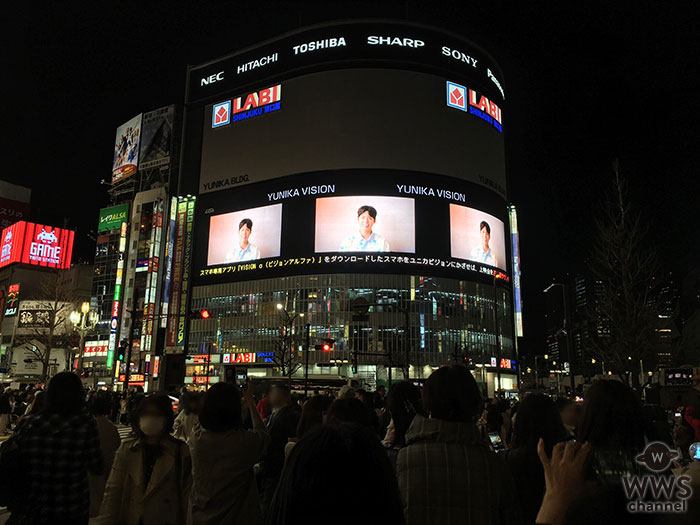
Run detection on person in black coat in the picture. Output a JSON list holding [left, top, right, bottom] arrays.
[[258, 384, 300, 515], [504, 394, 569, 525]]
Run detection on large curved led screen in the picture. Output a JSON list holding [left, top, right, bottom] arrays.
[[193, 170, 508, 285]]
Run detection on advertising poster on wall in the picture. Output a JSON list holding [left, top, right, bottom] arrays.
[[139, 106, 175, 171], [111, 114, 142, 184], [98, 203, 129, 232]]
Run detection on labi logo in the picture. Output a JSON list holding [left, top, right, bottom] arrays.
[[623, 441, 693, 514]]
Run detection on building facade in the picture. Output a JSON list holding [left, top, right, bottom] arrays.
[[167, 21, 520, 394]]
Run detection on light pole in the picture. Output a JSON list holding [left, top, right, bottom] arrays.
[[70, 302, 94, 377]]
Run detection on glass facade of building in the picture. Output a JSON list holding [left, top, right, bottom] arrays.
[[187, 274, 515, 381]]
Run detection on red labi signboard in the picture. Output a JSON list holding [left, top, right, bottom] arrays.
[[0, 221, 75, 269]]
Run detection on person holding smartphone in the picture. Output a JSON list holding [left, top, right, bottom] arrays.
[[187, 381, 270, 525]]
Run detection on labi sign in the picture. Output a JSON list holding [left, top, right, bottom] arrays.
[[98, 204, 129, 232]]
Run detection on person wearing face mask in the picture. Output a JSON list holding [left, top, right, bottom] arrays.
[[98, 393, 192, 525]]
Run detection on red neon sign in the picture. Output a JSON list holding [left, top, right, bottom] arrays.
[[118, 374, 145, 382], [224, 352, 256, 364], [0, 221, 74, 269]]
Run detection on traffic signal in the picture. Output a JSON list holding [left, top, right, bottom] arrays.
[[117, 340, 128, 361], [314, 338, 335, 352], [190, 309, 212, 319]]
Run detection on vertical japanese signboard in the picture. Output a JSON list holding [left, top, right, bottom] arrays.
[[509, 206, 523, 337], [161, 197, 177, 329], [108, 221, 128, 364], [167, 198, 187, 347], [176, 198, 195, 346]]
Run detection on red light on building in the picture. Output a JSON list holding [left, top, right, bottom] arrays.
[[0, 221, 75, 269], [200, 309, 211, 319]]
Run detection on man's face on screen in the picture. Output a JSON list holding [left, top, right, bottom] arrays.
[[358, 211, 375, 237], [480, 227, 490, 251], [239, 225, 251, 247]]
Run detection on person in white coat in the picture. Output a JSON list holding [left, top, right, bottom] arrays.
[[98, 393, 192, 525]]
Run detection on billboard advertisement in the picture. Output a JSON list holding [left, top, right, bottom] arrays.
[[449, 205, 506, 268], [0, 180, 31, 230], [98, 203, 129, 232], [112, 114, 142, 184], [0, 221, 75, 269], [3, 283, 19, 318], [199, 69, 505, 198], [139, 105, 175, 171], [509, 206, 523, 337], [194, 170, 510, 285], [207, 204, 282, 265], [314, 196, 415, 254]]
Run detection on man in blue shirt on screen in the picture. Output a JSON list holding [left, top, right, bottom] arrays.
[[224, 218, 261, 262], [339, 205, 390, 252], [469, 220, 497, 267]]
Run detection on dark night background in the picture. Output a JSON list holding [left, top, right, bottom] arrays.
[[3, 2, 699, 355]]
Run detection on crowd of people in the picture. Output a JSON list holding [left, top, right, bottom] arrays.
[[1, 368, 700, 524]]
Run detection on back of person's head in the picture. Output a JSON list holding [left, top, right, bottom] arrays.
[[327, 397, 372, 427], [45, 372, 85, 416], [131, 393, 175, 439], [199, 382, 242, 432], [90, 390, 113, 416], [511, 393, 568, 454], [422, 365, 482, 422], [267, 423, 405, 525], [358, 390, 374, 408], [387, 381, 423, 447], [296, 395, 333, 439], [184, 392, 201, 415], [28, 390, 46, 415], [269, 383, 291, 408], [577, 380, 646, 451], [338, 384, 356, 399], [554, 397, 574, 413]]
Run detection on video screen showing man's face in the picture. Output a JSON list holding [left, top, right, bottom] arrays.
[[207, 204, 282, 265], [449, 204, 505, 269], [315, 196, 415, 254]]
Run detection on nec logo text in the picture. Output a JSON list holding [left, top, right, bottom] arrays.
[[201, 71, 224, 86]]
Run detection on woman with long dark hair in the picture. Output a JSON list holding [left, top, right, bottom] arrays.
[[99, 393, 191, 524], [267, 423, 405, 525], [504, 393, 569, 524], [384, 381, 423, 468]]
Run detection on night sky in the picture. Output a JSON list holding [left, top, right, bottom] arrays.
[[3, 2, 699, 354]]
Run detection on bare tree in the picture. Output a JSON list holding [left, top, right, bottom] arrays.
[[19, 277, 74, 382], [585, 161, 663, 391], [270, 323, 301, 386]]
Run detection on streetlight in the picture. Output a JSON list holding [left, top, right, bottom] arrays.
[[71, 301, 95, 377]]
